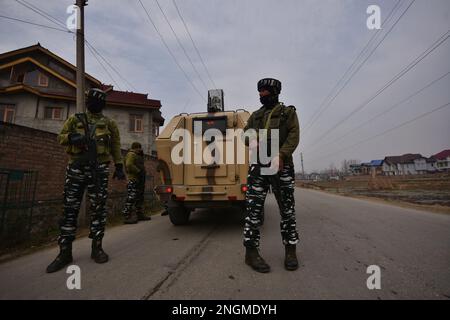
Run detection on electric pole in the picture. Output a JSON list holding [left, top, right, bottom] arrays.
[[76, 0, 87, 113], [75, 0, 88, 226], [301, 152, 305, 176]]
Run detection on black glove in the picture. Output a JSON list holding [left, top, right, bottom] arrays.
[[68, 133, 87, 147], [113, 163, 126, 180]]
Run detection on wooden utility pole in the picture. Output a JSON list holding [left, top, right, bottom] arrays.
[[76, 0, 87, 113], [75, 0, 88, 226]]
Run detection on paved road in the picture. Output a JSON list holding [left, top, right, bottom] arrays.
[[0, 188, 449, 300]]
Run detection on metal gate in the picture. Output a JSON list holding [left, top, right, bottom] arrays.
[[0, 168, 38, 248]]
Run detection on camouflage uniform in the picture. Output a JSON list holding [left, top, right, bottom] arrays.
[[243, 102, 300, 248], [57, 111, 123, 244], [123, 149, 146, 219]]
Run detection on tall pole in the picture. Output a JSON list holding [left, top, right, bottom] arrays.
[[301, 152, 305, 176], [76, 0, 86, 113], [76, 0, 87, 226]]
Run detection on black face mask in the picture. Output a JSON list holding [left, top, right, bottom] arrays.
[[87, 102, 104, 114], [260, 94, 279, 107]]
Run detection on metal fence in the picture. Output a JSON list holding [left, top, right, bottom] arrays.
[[0, 168, 38, 248]]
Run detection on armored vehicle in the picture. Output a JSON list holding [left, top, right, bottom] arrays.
[[155, 90, 250, 225]]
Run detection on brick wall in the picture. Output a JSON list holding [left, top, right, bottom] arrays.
[[0, 121, 161, 249], [0, 121, 161, 200]]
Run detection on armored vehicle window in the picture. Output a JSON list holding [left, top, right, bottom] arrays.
[[193, 116, 227, 135]]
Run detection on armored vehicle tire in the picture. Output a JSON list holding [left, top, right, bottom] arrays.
[[169, 206, 190, 225]]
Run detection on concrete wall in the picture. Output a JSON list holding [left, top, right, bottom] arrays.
[[0, 93, 159, 154]]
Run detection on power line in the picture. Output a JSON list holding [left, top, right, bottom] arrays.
[[85, 41, 122, 90], [0, 14, 122, 89], [155, 0, 209, 91], [303, 0, 403, 134], [303, 70, 450, 154], [0, 14, 70, 33], [303, 0, 414, 136], [138, 0, 206, 102], [84, 40, 137, 91], [303, 29, 450, 152], [172, 0, 217, 89], [14, 0, 137, 92], [306, 101, 450, 164], [15, 0, 64, 28]]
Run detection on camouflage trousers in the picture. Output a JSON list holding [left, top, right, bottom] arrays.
[[122, 179, 145, 217], [243, 164, 299, 248], [58, 162, 110, 245]]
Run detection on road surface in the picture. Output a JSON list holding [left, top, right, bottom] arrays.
[[0, 188, 449, 299]]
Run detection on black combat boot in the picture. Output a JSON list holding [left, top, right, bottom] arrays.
[[46, 243, 73, 273], [245, 247, 270, 273], [123, 215, 138, 224], [284, 244, 299, 271], [91, 238, 109, 264], [137, 212, 151, 221]]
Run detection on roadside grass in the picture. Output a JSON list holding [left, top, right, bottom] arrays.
[[296, 175, 450, 215]]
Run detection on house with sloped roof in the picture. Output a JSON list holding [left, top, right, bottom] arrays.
[[383, 153, 436, 175], [370, 159, 384, 175], [432, 149, 450, 172], [0, 43, 164, 155]]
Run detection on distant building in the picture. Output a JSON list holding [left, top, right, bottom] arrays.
[[0, 43, 164, 155], [383, 154, 435, 175], [432, 149, 450, 172], [349, 163, 362, 175], [370, 159, 384, 175]]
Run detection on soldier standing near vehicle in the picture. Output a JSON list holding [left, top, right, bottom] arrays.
[[122, 142, 151, 224], [46, 88, 126, 273], [243, 78, 300, 273]]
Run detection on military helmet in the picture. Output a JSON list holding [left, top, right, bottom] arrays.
[[131, 142, 142, 149], [257, 78, 282, 95]]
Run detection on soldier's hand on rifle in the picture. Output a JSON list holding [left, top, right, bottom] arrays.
[[113, 163, 126, 180], [68, 133, 87, 147]]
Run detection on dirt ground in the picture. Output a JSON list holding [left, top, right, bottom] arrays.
[[297, 173, 450, 214]]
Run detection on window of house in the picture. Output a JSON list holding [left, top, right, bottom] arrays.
[[44, 107, 63, 120], [130, 114, 144, 132], [38, 73, 49, 87], [152, 124, 159, 136], [0, 104, 15, 123]]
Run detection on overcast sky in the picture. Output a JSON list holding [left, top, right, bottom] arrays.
[[1, 0, 449, 172]]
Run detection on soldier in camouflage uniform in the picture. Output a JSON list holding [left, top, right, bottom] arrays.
[[243, 78, 300, 273], [46, 88, 126, 273], [122, 142, 151, 224]]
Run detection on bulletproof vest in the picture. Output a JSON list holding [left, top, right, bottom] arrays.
[[74, 113, 112, 155], [253, 103, 291, 146]]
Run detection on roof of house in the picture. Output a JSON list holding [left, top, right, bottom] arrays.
[[384, 154, 423, 165], [0, 44, 163, 120], [105, 90, 161, 108], [370, 160, 384, 166], [432, 149, 450, 160], [0, 43, 101, 85]]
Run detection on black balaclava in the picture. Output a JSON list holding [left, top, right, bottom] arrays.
[[259, 88, 279, 107], [86, 88, 106, 113]]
